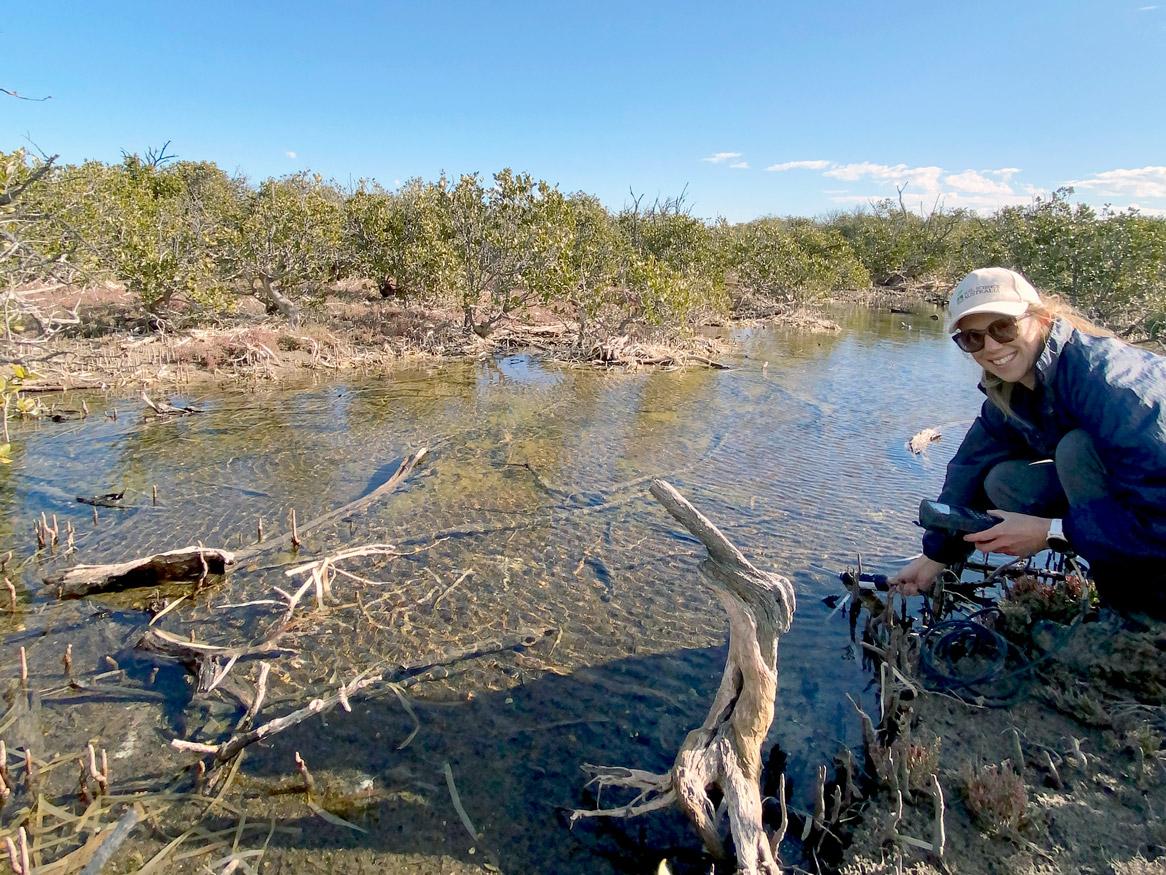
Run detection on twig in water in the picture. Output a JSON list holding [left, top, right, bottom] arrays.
[[432, 569, 473, 611], [443, 760, 480, 843], [78, 805, 144, 875]]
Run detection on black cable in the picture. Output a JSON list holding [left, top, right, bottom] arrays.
[[917, 605, 1086, 708]]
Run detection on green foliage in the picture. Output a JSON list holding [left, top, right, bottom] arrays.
[[983, 189, 1166, 339], [560, 193, 625, 340], [825, 199, 971, 284], [443, 169, 574, 334], [726, 217, 869, 302], [8, 145, 1165, 340], [227, 172, 345, 313], [35, 156, 240, 310], [343, 180, 458, 305], [617, 192, 728, 323], [1, 364, 44, 460], [1, 149, 71, 289]]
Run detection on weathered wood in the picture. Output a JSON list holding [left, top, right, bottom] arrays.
[[235, 448, 428, 561], [141, 392, 202, 416], [907, 427, 942, 454], [171, 629, 550, 767], [135, 627, 293, 665], [44, 546, 234, 598], [572, 479, 795, 874]]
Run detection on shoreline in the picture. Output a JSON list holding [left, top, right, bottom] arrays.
[[2, 282, 909, 396]]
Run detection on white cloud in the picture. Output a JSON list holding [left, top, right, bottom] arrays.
[[702, 151, 743, 164], [828, 190, 1033, 213], [813, 160, 1164, 217], [765, 159, 831, 172], [823, 162, 945, 191], [285, 150, 298, 159], [944, 170, 1016, 196], [1065, 166, 1166, 199], [1138, 5, 1158, 11], [729, 161, 750, 169]]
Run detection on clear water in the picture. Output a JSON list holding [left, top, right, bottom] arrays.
[[0, 305, 983, 872]]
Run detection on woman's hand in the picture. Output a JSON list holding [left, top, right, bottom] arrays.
[[963, 510, 1051, 557], [889, 555, 947, 595]]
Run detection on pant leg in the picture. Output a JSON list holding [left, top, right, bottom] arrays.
[[983, 459, 1066, 515], [1054, 429, 1109, 505], [1051, 430, 1166, 617], [983, 427, 1108, 515]]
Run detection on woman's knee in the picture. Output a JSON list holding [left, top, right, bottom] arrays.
[[984, 459, 1064, 514], [984, 461, 1029, 511]]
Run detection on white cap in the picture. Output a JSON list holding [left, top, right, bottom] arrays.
[[945, 267, 1041, 333]]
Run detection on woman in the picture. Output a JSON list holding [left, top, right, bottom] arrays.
[[891, 267, 1166, 614]]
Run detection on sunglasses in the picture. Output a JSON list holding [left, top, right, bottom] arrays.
[[951, 314, 1029, 353]]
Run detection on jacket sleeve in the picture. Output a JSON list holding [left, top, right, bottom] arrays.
[[1060, 351, 1166, 564], [921, 400, 1031, 564]]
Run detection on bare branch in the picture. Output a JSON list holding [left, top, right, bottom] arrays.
[[0, 88, 52, 102]]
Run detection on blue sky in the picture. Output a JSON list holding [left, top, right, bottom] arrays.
[[4, 1, 1164, 221]]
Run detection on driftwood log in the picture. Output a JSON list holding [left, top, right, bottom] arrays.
[[906, 427, 942, 454], [571, 479, 796, 874], [44, 546, 234, 598]]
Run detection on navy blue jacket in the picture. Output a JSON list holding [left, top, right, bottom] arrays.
[[922, 318, 1166, 566]]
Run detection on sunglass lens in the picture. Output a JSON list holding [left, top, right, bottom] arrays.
[[953, 331, 983, 353], [952, 317, 1019, 353], [987, 318, 1020, 344]]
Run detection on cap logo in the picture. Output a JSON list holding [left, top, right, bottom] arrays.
[[955, 283, 1022, 305]]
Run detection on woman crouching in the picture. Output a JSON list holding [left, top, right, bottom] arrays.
[[891, 267, 1166, 616]]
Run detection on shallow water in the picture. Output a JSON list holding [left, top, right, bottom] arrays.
[[0, 305, 984, 872]]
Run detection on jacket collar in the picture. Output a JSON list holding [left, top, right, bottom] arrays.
[[1031, 317, 1074, 388]]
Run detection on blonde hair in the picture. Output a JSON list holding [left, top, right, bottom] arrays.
[[980, 294, 1112, 418]]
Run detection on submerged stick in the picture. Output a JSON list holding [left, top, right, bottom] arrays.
[[171, 630, 548, 768], [572, 479, 796, 875], [234, 448, 428, 561], [78, 804, 143, 875], [443, 761, 480, 841]]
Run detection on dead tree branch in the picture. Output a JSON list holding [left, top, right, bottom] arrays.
[[571, 478, 796, 874]]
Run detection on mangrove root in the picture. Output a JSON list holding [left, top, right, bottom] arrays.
[[571, 478, 796, 875], [44, 546, 235, 598]]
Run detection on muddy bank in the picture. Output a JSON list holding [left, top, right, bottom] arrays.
[[2, 281, 869, 392], [837, 581, 1166, 875]]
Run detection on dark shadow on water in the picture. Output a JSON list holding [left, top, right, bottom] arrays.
[[216, 644, 818, 874]]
